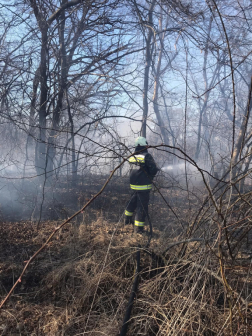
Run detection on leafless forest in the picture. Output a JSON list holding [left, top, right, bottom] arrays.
[[1, 0, 252, 335]]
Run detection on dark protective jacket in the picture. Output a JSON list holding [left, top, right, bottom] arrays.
[[129, 146, 159, 191]]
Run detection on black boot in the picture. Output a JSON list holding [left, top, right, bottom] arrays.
[[134, 226, 144, 234], [124, 216, 133, 225]]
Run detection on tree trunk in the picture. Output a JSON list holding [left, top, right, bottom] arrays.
[[35, 27, 48, 176], [66, 89, 77, 185], [47, 2, 68, 176], [195, 17, 213, 161], [152, 14, 170, 145], [141, 0, 156, 138], [231, 75, 252, 169], [23, 66, 40, 178]]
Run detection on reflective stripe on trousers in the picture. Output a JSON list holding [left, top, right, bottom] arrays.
[[125, 190, 150, 226], [125, 210, 133, 216], [135, 220, 145, 227], [130, 184, 152, 190]]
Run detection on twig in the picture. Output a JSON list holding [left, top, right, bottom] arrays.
[[164, 238, 205, 254]]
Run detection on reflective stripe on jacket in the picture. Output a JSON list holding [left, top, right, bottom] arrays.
[[129, 154, 145, 164], [129, 147, 158, 191]]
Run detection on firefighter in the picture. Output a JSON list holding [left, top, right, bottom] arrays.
[[124, 136, 159, 234]]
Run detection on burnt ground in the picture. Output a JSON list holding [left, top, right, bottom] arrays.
[[0, 173, 202, 226], [0, 176, 252, 335], [0, 175, 180, 335]]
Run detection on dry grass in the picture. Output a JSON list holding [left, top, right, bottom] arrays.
[[0, 212, 252, 335]]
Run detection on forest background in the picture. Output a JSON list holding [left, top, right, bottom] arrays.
[[1, 0, 252, 335]]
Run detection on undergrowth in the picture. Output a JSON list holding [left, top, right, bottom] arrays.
[[0, 215, 252, 335]]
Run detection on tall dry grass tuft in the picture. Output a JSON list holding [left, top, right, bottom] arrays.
[[1, 202, 252, 335], [31, 221, 252, 335]]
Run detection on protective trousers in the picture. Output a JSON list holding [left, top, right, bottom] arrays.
[[125, 190, 150, 227]]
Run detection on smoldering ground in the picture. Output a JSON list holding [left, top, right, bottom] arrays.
[[0, 172, 132, 222], [0, 155, 217, 223]]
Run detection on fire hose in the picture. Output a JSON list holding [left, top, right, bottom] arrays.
[[119, 246, 141, 336]]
